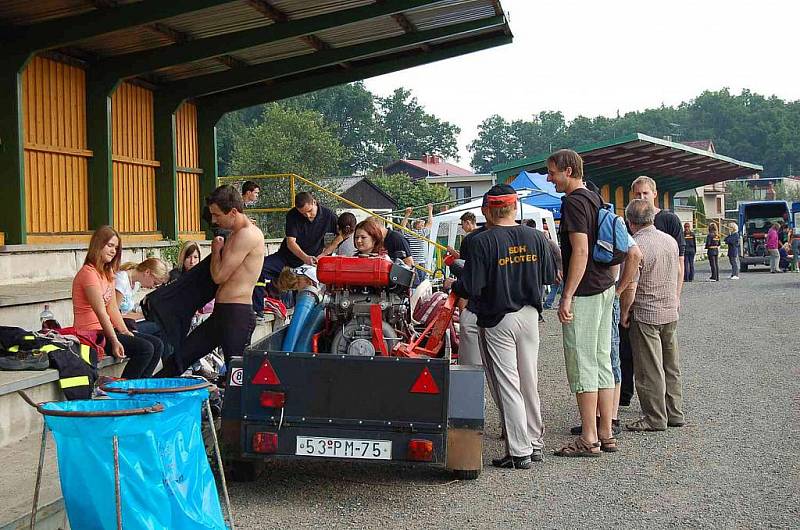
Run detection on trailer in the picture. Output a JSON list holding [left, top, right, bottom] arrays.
[[219, 256, 485, 482]]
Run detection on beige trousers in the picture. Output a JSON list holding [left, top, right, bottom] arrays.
[[479, 306, 544, 456], [630, 320, 685, 429]]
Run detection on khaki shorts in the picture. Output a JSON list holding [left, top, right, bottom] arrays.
[[561, 286, 615, 393]]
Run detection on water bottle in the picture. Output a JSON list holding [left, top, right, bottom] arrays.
[[39, 304, 59, 330]]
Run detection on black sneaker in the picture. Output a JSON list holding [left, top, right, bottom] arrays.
[[491, 454, 532, 469], [611, 420, 622, 436], [531, 448, 544, 463]]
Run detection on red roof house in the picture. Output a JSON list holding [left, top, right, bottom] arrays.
[[383, 155, 474, 180]]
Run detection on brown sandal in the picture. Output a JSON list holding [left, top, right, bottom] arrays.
[[599, 437, 618, 453], [553, 437, 601, 458]]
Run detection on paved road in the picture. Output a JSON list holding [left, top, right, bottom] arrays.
[[228, 262, 799, 528]]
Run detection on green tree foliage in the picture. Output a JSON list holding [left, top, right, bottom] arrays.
[[726, 181, 755, 204], [228, 103, 345, 179], [217, 84, 460, 176], [468, 88, 800, 178], [368, 172, 450, 210], [284, 82, 383, 174], [377, 88, 461, 163]]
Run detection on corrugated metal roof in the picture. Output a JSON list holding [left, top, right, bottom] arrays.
[[4, 0, 511, 95], [314, 17, 406, 48], [75, 27, 175, 58], [227, 38, 313, 65], [160, 0, 273, 40], [492, 133, 763, 195], [270, 0, 375, 20], [0, 0, 130, 25], [406, 0, 498, 30], [155, 58, 232, 83]]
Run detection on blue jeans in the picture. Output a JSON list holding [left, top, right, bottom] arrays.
[[610, 296, 621, 384], [544, 282, 560, 308]]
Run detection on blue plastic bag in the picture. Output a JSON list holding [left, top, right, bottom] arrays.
[[103, 378, 226, 530], [42, 398, 176, 530]]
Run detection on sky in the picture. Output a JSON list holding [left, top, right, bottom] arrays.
[[365, 0, 800, 169]]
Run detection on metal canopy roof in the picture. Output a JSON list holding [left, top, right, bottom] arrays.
[[1, 0, 511, 119], [492, 133, 763, 195]]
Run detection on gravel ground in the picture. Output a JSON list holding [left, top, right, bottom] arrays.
[[228, 261, 799, 529]]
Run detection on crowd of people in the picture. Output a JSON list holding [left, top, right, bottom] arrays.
[[67, 161, 790, 472], [444, 152, 688, 468]]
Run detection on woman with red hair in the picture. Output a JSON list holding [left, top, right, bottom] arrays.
[[71, 226, 161, 378], [353, 218, 386, 256]]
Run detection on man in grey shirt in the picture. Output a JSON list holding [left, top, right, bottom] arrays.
[[621, 199, 685, 432]]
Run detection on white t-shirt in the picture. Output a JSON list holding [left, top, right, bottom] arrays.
[[114, 271, 140, 313]]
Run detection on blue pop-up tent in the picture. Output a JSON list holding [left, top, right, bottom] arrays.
[[510, 171, 563, 219]]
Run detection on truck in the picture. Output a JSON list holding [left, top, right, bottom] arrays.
[[220, 255, 485, 482], [737, 200, 797, 271]]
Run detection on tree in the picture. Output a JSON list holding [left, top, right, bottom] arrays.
[[378, 88, 460, 163], [467, 88, 800, 179], [284, 82, 383, 174], [726, 181, 755, 205], [468, 115, 523, 173], [229, 103, 345, 178], [368, 172, 450, 210]]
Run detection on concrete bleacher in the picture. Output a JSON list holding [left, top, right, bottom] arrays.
[[0, 239, 286, 529]]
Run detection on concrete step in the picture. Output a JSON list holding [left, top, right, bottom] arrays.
[[0, 278, 73, 332], [0, 430, 66, 530], [0, 358, 125, 450], [0, 312, 285, 529]]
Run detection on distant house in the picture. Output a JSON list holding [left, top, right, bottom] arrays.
[[426, 173, 496, 202], [319, 176, 397, 222], [673, 139, 728, 219], [383, 155, 474, 180]]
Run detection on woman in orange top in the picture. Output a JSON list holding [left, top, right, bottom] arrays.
[[72, 226, 161, 378]]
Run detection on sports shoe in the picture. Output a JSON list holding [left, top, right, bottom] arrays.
[[491, 454, 532, 469], [531, 448, 544, 462], [730, 276, 739, 280]]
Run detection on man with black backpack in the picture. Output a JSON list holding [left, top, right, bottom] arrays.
[[546, 149, 618, 458]]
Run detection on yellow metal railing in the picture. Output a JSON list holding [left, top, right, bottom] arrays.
[[218, 173, 446, 275]]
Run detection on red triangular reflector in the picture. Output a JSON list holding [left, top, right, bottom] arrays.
[[410, 367, 439, 394], [252, 359, 281, 385]]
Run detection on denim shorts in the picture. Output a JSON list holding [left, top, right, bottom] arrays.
[[610, 296, 621, 384]]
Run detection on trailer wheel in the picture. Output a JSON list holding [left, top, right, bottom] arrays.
[[453, 469, 480, 480], [228, 460, 262, 482]]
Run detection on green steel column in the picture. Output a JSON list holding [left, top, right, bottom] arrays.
[[0, 54, 31, 244], [197, 106, 221, 237], [86, 73, 119, 230], [153, 95, 183, 240]]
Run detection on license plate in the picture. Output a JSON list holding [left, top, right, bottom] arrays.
[[295, 436, 392, 460]]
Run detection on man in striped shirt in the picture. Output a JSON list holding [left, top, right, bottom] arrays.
[[401, 203, 434, 285], [623, 199, 685, 432]]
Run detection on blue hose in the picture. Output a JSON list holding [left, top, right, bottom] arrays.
[[294, 303, 325, 352], [281, 291, 317, 352]]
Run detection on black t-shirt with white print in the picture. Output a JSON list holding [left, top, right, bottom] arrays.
[[453, 225, 554, 328]]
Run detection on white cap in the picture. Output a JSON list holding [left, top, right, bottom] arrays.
[[292, 265, 318, 285]]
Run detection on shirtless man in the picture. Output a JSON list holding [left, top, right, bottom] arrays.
[[160, 185, 264, 376]]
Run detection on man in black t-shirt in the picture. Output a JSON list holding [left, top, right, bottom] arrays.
[[622, 176, 685, 405], [252, 192, 341, 315], [631, 176, 685, 299], [382, 228, 414, 266], [451, 185, 554, 469], [546, 149, 617, 458]]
